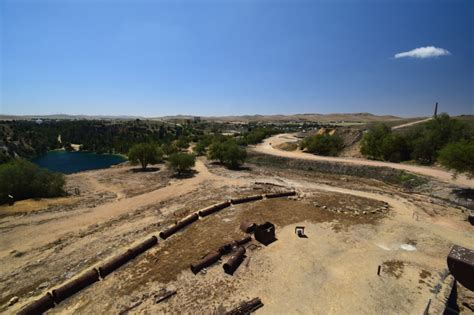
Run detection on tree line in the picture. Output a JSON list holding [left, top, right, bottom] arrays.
[[360, 114, 473, 177]]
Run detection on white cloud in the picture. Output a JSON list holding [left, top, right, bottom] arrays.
[[394, 46, 451, 59]]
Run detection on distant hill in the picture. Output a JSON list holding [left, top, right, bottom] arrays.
[[0, 114, 145, 121], [0, 112, 417, 123]]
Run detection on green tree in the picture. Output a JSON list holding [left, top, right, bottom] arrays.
[[301, 134, 344, 156], [0, 159, 65, 204], [128, 143, 163, 170], [168, 152, 196, 175], [208, 139, 247, 169], [438, 141, 474, 178], [360, 123, 392, 159], [175, 138, 190, 151], [410, 114, 471, 164], [193, 141, 207, 156], [161, 142, 178, 156]]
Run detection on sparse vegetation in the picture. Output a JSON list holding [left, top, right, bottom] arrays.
[[128, 143, 163, 170], [0, 159, 65, 204], [301, 134, 344, 156]]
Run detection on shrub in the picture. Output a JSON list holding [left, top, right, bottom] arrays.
[[0, 159, 65, 204], [168, 152, 196, 174], [193, 141, 207, 156], [128, 143, 163, 169], [360, 123, 392, 159], [208, 139, 247, 169], [438, 141, 474, 178], [175, 138, 190, 151], [409, 114, 471, 164], [241, 128, 278, 145], [301, 134, 343, 156], [161, 142, 178, 156]]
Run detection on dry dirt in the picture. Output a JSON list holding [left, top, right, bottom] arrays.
[[1, 153, 473, 314]]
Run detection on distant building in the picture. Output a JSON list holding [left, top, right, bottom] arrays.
[[35, 119, 43, 124], [193, 116, 201, 122]]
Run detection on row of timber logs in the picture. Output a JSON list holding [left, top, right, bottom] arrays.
[[159, 213, 199, 239], [230, 194, 263, 205], [16, 192, 294, 313], [18, 236, 159, 314], [17, 293, 55, 315], [52, 269, 100, 303], [265, 191, 296, 198], [198, 200, 231, 217], [98, 236, 158, 278]]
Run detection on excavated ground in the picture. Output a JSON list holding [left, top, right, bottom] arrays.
[[1, 158, 473, 314]]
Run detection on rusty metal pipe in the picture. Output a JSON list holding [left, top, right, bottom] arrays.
[[230, 195, 263, 205], [98, 249, 136, 278], [218, 236, 252, 255], [129, 236, 158, 257], [223, 247, 246, 275], [235, 235, 252, 246], [159, 213, 199, 239], [190, 251, 221, 274], [198, 200, 231, 217], [17, 293, 55, 315], [265, 191, 296, 198], [52, 269, 100, 303]]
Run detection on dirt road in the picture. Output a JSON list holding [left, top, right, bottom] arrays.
[[0, 160, 242, 259], [254, 134, 474, 188], [391, 117, 432, 130]]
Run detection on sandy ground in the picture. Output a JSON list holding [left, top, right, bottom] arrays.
[[254, 133, 474, 188], [1, 153, 473, 314]]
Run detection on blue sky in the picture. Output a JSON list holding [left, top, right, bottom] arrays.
[[1, 0, 473, 117]]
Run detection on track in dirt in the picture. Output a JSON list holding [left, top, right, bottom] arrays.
[[254, 134, 474, 188]]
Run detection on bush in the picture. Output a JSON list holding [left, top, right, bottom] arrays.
[[208, 139, 247, 169], [161, 142, 178, 156], [301, 134, 344, 156], [438, 141, 474, 178], [0, 159, 65, 204], [175, 138, 190, 151], [193, 141, 207, 156], [168, 152, 196, 174], [128, 143, 163, 169], [409, 114, 471, 164], [360, 123, 392, 159]]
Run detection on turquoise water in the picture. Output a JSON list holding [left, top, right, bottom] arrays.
[[32, 151, 127, 174]]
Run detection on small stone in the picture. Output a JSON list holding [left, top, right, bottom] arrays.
[[8, 296, 19, 306], [38, 282, 49, 289], [12, 251, 24, 257]]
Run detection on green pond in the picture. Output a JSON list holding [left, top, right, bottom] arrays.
[[32, 151, 127, 174]]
